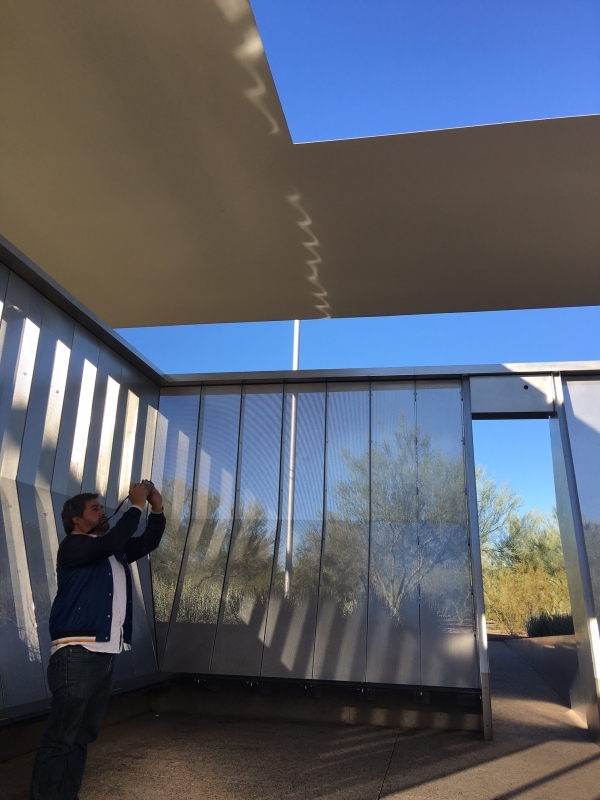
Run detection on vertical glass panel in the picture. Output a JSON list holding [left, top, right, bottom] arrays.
[[367, 382, 420, 684], [150, 391, 200, 657], [313, 384, 369, 682], [162, 387, 242, 673], [128, 558, 159, 678], [128, 375, 160, 646], [417, 381, 478, 688], [564, 379, 600, 617], [262, 385, 326, 679], [211, 386, 283, 676]]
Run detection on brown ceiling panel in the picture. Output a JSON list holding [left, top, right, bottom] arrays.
[[0, 1, 598, 326]]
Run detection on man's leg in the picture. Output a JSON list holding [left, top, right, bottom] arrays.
[[29, 647, 114, 800], [59, 652, 114, 799]]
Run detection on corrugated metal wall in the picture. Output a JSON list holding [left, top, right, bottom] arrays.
[[0, 261, 160, 720]]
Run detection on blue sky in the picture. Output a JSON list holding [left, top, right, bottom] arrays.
[[473, 419, 556, 516], [118, 1, 599, 515], [251, 0, 600, 141]]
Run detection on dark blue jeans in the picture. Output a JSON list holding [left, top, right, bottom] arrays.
[[30, 646, 115, 800]]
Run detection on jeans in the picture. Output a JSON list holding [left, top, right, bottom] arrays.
[[30, 646, 115, 800]]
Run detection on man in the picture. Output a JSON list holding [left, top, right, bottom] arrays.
[[30, 482, 166, 800]]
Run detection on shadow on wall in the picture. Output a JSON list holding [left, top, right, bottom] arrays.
[[0, 263, 160, 720], [152, 381, 479, 690]]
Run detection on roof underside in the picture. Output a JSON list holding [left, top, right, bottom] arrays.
[[1, 1, 599, 328]]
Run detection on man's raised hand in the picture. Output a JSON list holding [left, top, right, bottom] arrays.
[[128, 483, 148, 509]]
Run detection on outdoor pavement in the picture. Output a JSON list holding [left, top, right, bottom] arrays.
[[2, 641, 598, 799]]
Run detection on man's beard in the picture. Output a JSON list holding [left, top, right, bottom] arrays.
[[92, 518, 110, 535]]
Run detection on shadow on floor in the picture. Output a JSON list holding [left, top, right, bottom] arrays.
[[1, 642, 598, 800]]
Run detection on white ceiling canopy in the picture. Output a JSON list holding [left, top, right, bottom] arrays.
[[0, 1, 598, 327]]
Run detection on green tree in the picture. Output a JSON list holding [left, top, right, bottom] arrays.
[[476, 470, 571, 636]]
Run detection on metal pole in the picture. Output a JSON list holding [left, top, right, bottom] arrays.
[[292, 319, 300, 371], [284, 321, 300, 598], [462, 377, 493, 740]]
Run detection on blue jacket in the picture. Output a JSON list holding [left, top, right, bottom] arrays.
[[49, 507, 166, 645]]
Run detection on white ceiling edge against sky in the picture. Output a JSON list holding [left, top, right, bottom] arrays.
[[291, 113, 600, 146]]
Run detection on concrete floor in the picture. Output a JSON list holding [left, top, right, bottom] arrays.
[[2, 642, 599, 800]]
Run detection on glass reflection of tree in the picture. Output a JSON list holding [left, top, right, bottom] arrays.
[[222, 501, 276, 624], [151, 476, 192, 622], [309, 415, 469, 624], [176, 489, 231, 624], [159, 416, 470, 630]]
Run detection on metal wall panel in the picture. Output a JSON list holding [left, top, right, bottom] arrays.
[[563, 380, 600, 613], [150, 391, 200, 658], [0, 262, 160, 717], [16, 302, 74, 489], [16, 483, 58, 677], [211, 386, 283, 676], [51, 326, 101, 503], [0, 275, 48, 706], [557, 378, 600, 733], [550, 412, 600, 735], [366, 382, 420, 685], [0, 477, 47, 706], [313, 384, 370, 682], [80, 345, 123, 501], [128, 370, 161, 661], [159, 378, 481, 690], [0, 274, 45, 480], [162, 386, 242, 673], [0, 261, 10, 309], [417, 382, 478, 688], [262, 385, 326, 679], [470, 375, 554, 416]]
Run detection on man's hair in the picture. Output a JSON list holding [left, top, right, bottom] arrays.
[[62, 493, 99, 534]]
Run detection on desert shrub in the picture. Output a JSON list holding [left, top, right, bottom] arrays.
[[526, 612, 574, 637]]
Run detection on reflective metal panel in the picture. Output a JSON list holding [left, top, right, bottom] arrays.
[[17, 303, 74, 489], [367, 382, 420, 685], [80, 346, 123, 500], [0, 261, 10, 308], [262, 385, 326, 679], [211, 386, 283, 676], [0, 477, 46, 706], [0, 275, 44, 480], [557, 379, 600, 733], [17, 483, 59, 677], [313, 384, 369, 682], [550, 411, 600, 734], [117, 387, 141, 501], [128, 372, 160, 646], [417, 382, 478, 688], [51, 326, 100, 500], [150, 391, 200, 657], [163, 386, 242, 673], [563, 380, 600, 613], [128, 558, 158, 677], [471, 375, 554, 416]]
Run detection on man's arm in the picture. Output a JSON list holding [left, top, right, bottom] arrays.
[[59, 508, 143, 568], [123, 510, 167, 563]]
